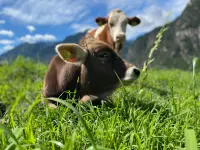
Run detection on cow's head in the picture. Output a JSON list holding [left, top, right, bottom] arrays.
[[95, 9, 140, 52], [56, 38, 140, 93]]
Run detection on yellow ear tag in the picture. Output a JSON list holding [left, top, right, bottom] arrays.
[[62, 51, 71, 60], [131, 22, 137, 26]]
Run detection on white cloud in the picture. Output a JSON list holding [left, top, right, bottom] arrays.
[[2, 45, 14, 51], [1, 0, 89, 25], [105, 0, 189, 16], [0, 45, 14, 55], [27, 25, 36, 32], [19, 34, 56, 44], [0, 20, 6, 24], [71, 24, 95, 33], [106, 0, 145, 14], [126, 5, 168, 39], [167, 0, 190, 19], [0, 40, 15, 45], [125, 0, 190, 39], [0, 30, 14, 37]]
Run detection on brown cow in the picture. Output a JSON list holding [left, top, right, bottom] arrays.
[[84, 9, 140, 56], [42, 37, 140, 108]]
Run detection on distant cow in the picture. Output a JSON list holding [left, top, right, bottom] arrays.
[[84, 9, 140, 56], [42, 37, 140, 108]]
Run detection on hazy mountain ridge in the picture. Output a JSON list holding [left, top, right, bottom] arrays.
[[0, 42, 51, 62]]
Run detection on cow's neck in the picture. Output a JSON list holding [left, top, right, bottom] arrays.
[[94, 24, 115, 49]]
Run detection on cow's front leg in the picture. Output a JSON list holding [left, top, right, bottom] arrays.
[[80, 95, 100, 103], [80, 95, 111, 105], [41, 96, 58, 109]]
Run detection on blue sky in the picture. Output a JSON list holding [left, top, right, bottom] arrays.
[[0, 0, 190, 55]]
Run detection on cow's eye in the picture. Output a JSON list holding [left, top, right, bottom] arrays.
[[97, 51, 111, 62], [110, 22, 114, 27]]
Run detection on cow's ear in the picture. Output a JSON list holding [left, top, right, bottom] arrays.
[[128, 17, 141, 26], [95, 17, 108, 26], [56, 43, 87, 65]]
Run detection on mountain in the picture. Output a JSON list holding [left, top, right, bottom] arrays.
[[127, 0, 200, 69], [0, 31, 87, 64], [0, 42, 51, 62]]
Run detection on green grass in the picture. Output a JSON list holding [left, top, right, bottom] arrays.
[[0, 56, 200, 150]]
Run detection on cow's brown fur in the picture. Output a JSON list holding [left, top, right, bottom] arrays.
[[42, 37, 139, 106], [85, 25, 115, 50], [96, 25, 114, 49]]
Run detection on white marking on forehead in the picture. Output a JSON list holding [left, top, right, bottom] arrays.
[[108, 12, 127, 22], [108, 9, 127, 20], [94, 25, 106, 38], [108, 9, 123, 16]]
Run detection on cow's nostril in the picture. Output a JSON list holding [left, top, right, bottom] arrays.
[[133, 68, 140, 76], [121, 35, 125, 39], [116, 34, 125, 40], [116, 35, 120, 39]]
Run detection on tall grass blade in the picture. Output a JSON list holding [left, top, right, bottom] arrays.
[[135, 133, 142, 150], [49, 140, 64, 148], [184, 129, 198, 150], [142, 25, 168, 81], [5, 143, 15, 150], [86, 145, 113, 150], [47, 98, 98, 150], [0, 124, 18, 145], [192, 57, 199, 129]]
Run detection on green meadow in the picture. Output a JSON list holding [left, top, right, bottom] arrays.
[[0, 56, 199, 150]]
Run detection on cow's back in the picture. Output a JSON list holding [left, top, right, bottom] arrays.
[[42, 55, 81, 100]]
